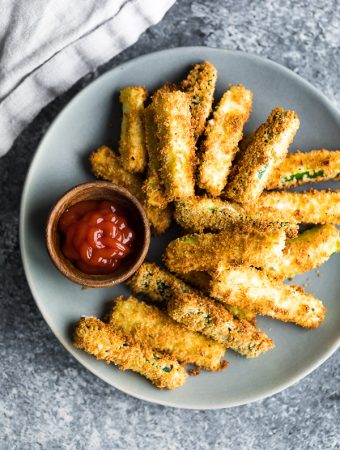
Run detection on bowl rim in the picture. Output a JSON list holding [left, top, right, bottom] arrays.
[[45, 180, 151, 288]]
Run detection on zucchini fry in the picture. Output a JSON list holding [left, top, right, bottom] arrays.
[[142, 204, 173, 235], [167, 293, 274, 358], [74, 317, 187, 390], [178, 270, 257, 325], [198, 84, 253, 196], [109, 296, 227, 371], [153, 91, 195, 200], [272, 224, 340, 280], [180, 61, 217, 140], [89, 146, 172, 234], [266, 150, 340, 189], [256, 190, 340, 224], [225, 108, 300, 203], [143, 105, 168, 209], [129, 262, 256, 324], [119, 86, 148, 173], [129, 263, 272, 357], [164, 228, 285, 274], [210, 265, 326, 328], [90, 146, 143, 201], [128, 262, 195, 302], [142, 83, 177, 208], [174, 196, 298, 237]]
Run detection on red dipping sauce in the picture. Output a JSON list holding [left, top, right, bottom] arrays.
[[58, 200, 135, 274]]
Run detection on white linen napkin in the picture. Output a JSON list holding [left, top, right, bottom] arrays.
[[0, 0, 175, 156]]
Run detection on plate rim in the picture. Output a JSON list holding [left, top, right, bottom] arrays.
[[20, 46, 340, 410]]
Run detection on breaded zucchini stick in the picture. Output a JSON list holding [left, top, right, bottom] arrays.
[[174, 196, 298, 237], [224, 108, 300, 203], [256, 190, 340, 224], [90, 146, 143, 200], [272, 224, 340, 280], [167, 294, 274, 358], [143, 105, 169, 209], [142, 203, 173, 235], [266, 150, 340, 189], [119, 86, 148, 173], [198, 84, 253, 196], [210, 265, 326, 328], [178, 270, 257, 325], [142, 84, 177, 209], [129, 263, 271, 357], [128, 262, 255, 325], [180, 61, 217, 140], [128, 262, 195, 302], [74, 317, 187, 389], [109, 296, 227, 371], [164, 228, 285, 274], [89, 146, 172, 234], [153, 91, 196, 200], [153, 82, 178, 97], [128, 262, 255, 324]]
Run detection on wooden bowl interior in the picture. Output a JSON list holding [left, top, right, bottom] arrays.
[[46, 182, 150, 287]]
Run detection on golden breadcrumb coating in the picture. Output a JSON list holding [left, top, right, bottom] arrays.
[[271, 224, 340, 280], [109, 296, 227, 371], [119, 86, 148, 173], [256, 189, 340, 224], [74, 317, 187, 389], [142, 84, 177, 209], [210, 264, 326, 328], [128, 263, 263, 357], [127, 262, 195, 302], [153, 91, 196, 200], [180, 61, 217, 140], [90, 146, 143, 200], [198, 84, 253, 196], [225, 108, 300, 203], [163, 228, 285, 274], [142, 204, 173, 236], [128, 262, 257, 324], [153, 82, 178, 97], [167, 293, 274, 358], [266, 149, 340, 189], [174, 196, 298, 237], [143, 104, 169, 209], [89, 146, 172, 234], [178, 271, 257, 325]]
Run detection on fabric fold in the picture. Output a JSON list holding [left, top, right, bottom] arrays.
[[0, 0, 175, 155]]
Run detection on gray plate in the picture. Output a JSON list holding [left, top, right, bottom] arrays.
[[20, 47, 340, 409]]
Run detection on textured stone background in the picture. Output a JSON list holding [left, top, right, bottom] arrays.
[[1, 0, 339, 448]]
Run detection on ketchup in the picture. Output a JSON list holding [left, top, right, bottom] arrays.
[[59, 200, 135, 274]]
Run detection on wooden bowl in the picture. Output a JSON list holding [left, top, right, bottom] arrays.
[[46, 181, 150, 288]]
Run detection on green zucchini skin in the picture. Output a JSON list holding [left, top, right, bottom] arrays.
[[266, 150, 340, 189]]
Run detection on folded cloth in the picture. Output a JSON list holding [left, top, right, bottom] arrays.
[[0, 0, 175, 156]]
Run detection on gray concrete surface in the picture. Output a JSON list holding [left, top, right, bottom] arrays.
[[0, 0, 339, 448]]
